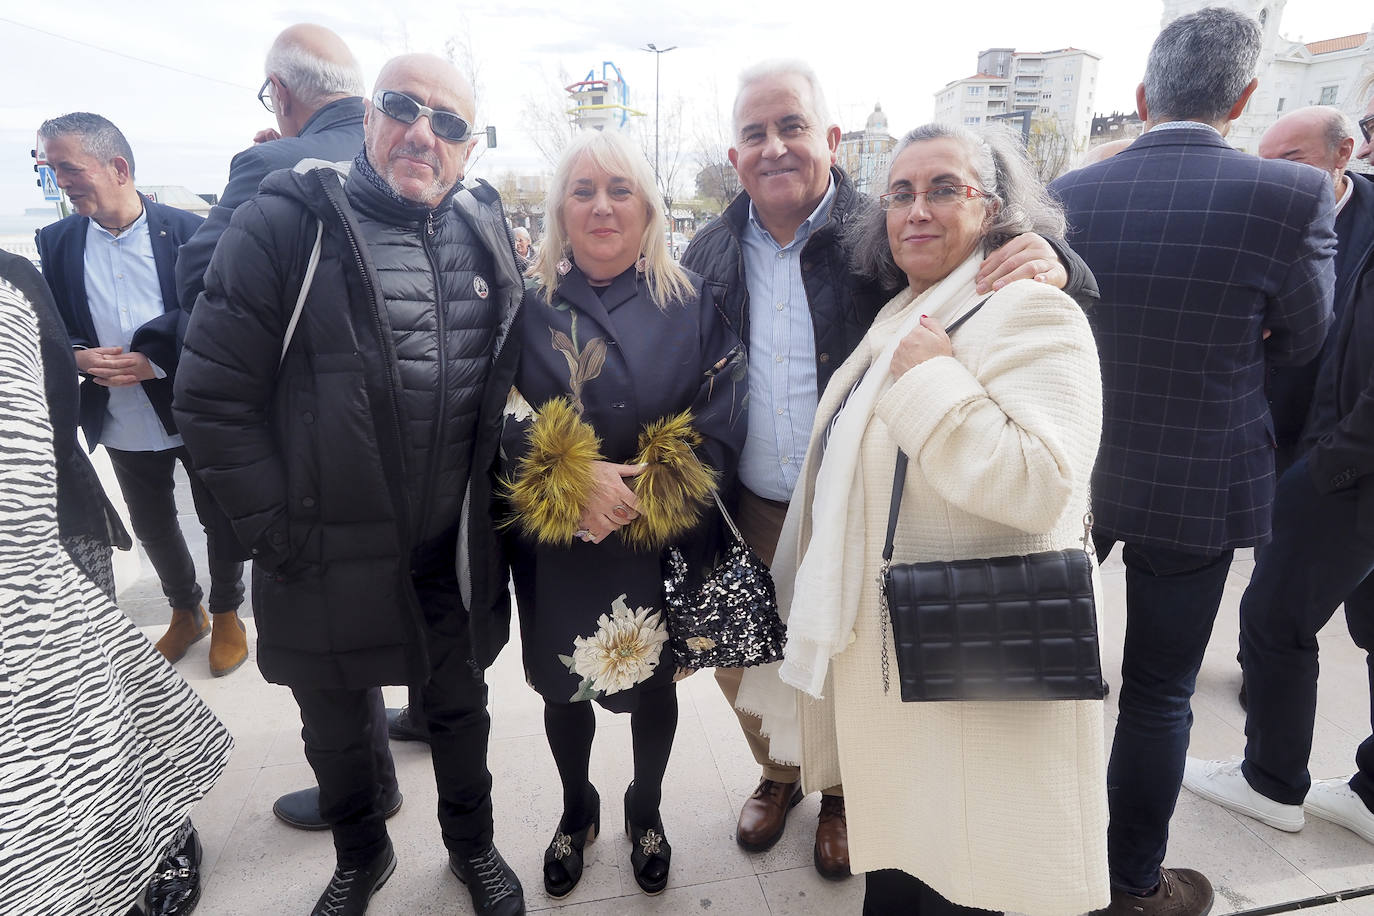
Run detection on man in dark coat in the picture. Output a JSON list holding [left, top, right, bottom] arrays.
[[175, 23, 367, 316], [1049, 10, 1336, 914], [174, 54, 525, 916], [682, 58, 1100, 886], [34, 112, 249, 677], [1184, 101, 1374, 852], [178, 20, 415, 838]]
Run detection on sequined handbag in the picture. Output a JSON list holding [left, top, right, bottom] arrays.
[[878, 450, 1106, 702], [663, 490, 786, 669]]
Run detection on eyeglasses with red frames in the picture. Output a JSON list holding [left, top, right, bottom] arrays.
[[879, 184, 989, 211]]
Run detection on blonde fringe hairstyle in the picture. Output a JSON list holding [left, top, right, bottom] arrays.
[[531, 130, 694, 307]]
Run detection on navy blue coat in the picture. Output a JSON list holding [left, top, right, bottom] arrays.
[[1303, 172, 1374, 507], [176, 96, 365, 315], [1050, 126, 1336, 553], [1268, 171, 1374, 471], [35, 198, 203, 451]]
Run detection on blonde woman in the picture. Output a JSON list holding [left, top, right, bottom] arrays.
[[501, 130, 745, 899]]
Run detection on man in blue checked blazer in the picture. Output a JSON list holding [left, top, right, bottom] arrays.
[[1050, 9, 1336, 916]]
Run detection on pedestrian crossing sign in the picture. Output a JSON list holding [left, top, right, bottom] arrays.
[[38, 165, 60, 201]]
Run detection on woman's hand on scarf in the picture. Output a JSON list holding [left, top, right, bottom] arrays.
[[575, 461, 646, 543], [891, 314, 953, 377]]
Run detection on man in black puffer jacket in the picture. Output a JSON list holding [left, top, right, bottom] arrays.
[[174, 54, 524, 916]]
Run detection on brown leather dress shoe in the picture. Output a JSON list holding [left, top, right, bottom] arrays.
[[735, 778, 803, 852], [208, 610, 248, 677], [1092, 868, 1214, 916], [154, 605, 209, 664], [813, 794, 851, 880]]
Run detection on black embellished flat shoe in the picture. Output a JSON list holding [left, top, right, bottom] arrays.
[[144, 822, 202, 916], [623, 782, 671, 896], [544, 785, 600, 898]]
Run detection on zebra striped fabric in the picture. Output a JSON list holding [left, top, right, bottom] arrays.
[[0, 279, 234, 915]]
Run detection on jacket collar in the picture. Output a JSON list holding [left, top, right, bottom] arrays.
[[345, 150, 457, 230], [548, 263, 640, 333], [1127, 125, 1234, 153], [721, 165, 859, 243], [298, 96, 365, 137], [1336, 170, 1374, 309]]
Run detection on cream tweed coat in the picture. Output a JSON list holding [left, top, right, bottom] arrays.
[[788, 278, 1109, 914]]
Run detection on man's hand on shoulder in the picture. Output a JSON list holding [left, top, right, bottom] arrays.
[[976, 232, 1068, 294], [253, 127, 282, 145]]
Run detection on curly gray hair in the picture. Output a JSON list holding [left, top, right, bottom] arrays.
[[847, 123, 1066, 291]]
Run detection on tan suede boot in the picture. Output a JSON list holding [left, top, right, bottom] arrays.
[[154, 605, 210, 663], [208, 611, 249, 677]]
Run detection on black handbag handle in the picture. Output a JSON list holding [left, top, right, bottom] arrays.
[[881, 297, 988, 563]]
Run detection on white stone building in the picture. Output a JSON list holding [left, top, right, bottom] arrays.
[[1160, 0, 1374, 155], [933, 46, 1102, 159], [837, 103, 897, 196]]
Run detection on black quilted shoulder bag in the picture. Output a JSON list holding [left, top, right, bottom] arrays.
[[875, 300, 1106, 702]]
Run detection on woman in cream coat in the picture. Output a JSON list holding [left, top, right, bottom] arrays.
[[739, 123, 1108, 915]]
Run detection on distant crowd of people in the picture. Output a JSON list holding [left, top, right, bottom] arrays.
[[1, 5, 1372, 916]]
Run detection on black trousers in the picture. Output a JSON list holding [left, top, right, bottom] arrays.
[[863, 870, 1001, 915], [292, 539, 493, 866], [1239, 455, 1374, 810], [1094, 535, 1234, 894], [105, 445, 244, 612]]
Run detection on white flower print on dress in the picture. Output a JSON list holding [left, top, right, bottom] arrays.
[[558, 595, 668, 700], [504, 387, 535, 422]]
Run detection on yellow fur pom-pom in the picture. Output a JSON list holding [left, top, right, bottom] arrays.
[[623, 410, 718, 550], [502, 397, 603, 545]]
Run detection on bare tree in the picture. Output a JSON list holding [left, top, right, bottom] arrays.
[[442, 25, 484, 124], [1026, 116, 1076, 183], [692, 79, 741, 214], [522, 66, 579, 170]]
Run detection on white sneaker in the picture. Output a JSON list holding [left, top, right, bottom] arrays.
[[1182, 757, 1305, 832], [1304, 777, 1374, 844]]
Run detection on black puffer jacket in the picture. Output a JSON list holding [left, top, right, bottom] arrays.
[[173, 162, 523, 689], [349, 169, 498, 544], [682, 166, 1099, 394]]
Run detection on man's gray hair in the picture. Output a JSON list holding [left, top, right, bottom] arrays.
[[733, 59, 834, 135], [1144, 7, 1261, 124], [38, 112, 136, 177], [266, 42, 364, 109], [1315, 106, 1356, 152], [847, 123, 1067, 292]]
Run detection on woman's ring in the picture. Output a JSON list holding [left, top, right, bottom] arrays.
[[613, 505, 629, 519], [575, 529, 592, 541]]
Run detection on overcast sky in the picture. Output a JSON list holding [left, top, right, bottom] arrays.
[[0, 0, 1361, 217]]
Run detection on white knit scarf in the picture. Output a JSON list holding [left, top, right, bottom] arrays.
[[736, 253, 983, 766]]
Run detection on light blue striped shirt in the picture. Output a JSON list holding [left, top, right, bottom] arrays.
[[83, 211, 181, 452], [737, 178, 836, 501]]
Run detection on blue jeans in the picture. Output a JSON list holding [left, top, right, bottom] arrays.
[[1239, 457, 1374, 811], [1095, 535, 1234, 894]]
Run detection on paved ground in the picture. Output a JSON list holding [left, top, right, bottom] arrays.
[[115, 458, 1374, 914]]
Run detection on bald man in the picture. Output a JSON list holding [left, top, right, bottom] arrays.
[[174, 54, 526, 915], [1258, 106, 1358, 473], [1184, 101, 1374, 853], [178, 23, 418, 837], [175, 23, 366, 313]]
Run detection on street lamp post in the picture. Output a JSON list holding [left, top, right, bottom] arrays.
[[641, 42, 678, 189]]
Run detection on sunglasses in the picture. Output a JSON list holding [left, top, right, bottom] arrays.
[[1361, 113, 1374, 144], [372, 90, 472, 143]]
